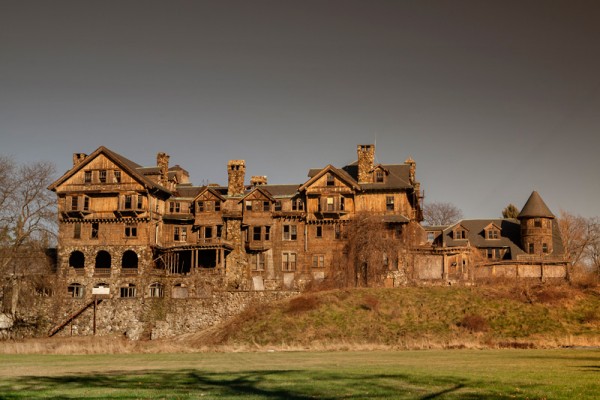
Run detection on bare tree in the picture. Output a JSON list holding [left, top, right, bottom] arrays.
[[423, 202, 463, 226], [0, 157, 57, 316], [557, 210, 595, 267], [502, 204, 520, 219], [583, 217, 600, 275]]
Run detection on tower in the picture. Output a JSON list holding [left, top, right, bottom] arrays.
[[517, 191, 555, 255]]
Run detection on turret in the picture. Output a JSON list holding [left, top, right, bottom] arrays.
[[517, 191, 555, 255]]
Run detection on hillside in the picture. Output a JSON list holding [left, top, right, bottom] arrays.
[[183, 284, 600, 350]]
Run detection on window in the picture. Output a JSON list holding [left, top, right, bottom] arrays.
[[204, 226, 213, 239], [245, 201, 252, 211], [120, 284, 136, 298], [529, 243, 535, 253], [282, 252, 296, 271], [283, 225, 297, 240], [542, 243, 548, 253], [340, 196, 345, 211], [84, 171, 92, 183], [73, 223, 81, 239], [83, 196, 90, 211], [216, 225, 223, 238], [265, 226, 270, 241], [327, 197, 334, 211], [125, 224, 137, 237], [99, 170, 107, 183], [316, 226, 323, 238], [487, 229, 499, 239], [174, 227, 180, 241], [253, 226, 261, 241], [91, 223, 99, 239], [122, 250, 138, 269], [335, 224, 342, 240], [534, 218, 542, 228], [312, 254, 324, 268], [148, 283, 163, 298], [292, 198, 303, 211], [326, 173, 335, 186], [169, 202, 180, 213], [69, 251, 85, 269], [455, 229, 466, 239], [375, 170, 384, 183], [275, 201, 282, 211], [214, 201, 221, 211], [113, 170, 121, 183], [263, 201, 270, 212], [68, 283, 84, 298], [124, 195, 132, 209], [386, 196, 395, 211], [252, 253, 265, 271], [181, 227, 187, 241], [136, 195, 143, 209], [71, 196, 78, 211]]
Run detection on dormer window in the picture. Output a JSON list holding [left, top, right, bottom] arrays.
[[292, 198, 304, 211], [375, 170, 384, 183], [487, 229, 500, 239], [455, 228, 467, 239], [275, 200, 282, 211]]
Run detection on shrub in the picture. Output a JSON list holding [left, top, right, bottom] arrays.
[[458, 314, 489, 333]]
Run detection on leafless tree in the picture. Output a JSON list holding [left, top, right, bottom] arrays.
[[502, 204, 520, 219], [330, 213, 410, 287], [583, 217, 600, 275], [0, 156, 57, 316], [423, 202, 463, 226], [557, 210, 593, 267]]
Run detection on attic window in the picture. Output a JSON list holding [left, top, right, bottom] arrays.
[[113, 170, 121, 183], [99, 170, 107, 183], [455, 228, 467, 240], [326, 173, 334, 186], [487, 229, 500, 239], [375, 170, 384, 183], [84, 171, 92, 183]]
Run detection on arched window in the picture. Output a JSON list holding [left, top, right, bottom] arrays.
[[122, 250, 138, 270], [148, 282, 164, 298], [67, 283, 84, 298], [95, 251, 111, 269], [69, 251, 85, 269]]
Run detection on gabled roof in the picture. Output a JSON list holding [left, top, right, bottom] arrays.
[[341, 162, 413, 190], [518, 191, 555, 219], [256, 184, 300, 198], [301, 164, 360, 191], [443, 219, 525, 258], [239, 186, 276, 203], [193, 186, 226, 202], [48, 146, 171, 195]]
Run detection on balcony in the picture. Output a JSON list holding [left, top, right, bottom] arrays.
[[93, 268, 111, 277], [196, 237, 234, 250], [114, 206, 145, 217]]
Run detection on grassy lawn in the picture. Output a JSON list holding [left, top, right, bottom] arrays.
[[0, 349, 598, 399]]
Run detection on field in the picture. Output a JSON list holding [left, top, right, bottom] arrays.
[[0, 349, 598, 399]]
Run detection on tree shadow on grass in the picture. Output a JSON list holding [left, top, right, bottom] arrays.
[[0, 369, 534, 400]]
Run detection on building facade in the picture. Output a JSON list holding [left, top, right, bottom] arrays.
[[48, 144, 424, 301]]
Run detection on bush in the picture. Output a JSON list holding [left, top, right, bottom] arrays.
[[458, 314, 489, 333]]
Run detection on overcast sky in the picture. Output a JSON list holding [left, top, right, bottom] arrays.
[[1, 1, 599, 218]]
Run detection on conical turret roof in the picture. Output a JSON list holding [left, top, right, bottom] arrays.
[[517, 191, 555, 219]]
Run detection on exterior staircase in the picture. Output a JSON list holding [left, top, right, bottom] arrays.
[[48, 298, 103, 337]]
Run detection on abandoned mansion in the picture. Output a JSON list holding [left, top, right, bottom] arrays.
[[48, 144, 568, 301]]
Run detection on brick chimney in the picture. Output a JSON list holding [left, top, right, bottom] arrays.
[[405, 156, 416, 185], [72, 153, 87, 167], [157, 152, 170, 187], [357, 144, 375, 184], [251, 175, 267, 186], [227, 160, 246, 196]]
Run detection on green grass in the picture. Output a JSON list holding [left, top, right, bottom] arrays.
[[202, 286, 600, 348], [0, 349, 599, 399]]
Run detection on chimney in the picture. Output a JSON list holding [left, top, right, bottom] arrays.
[[72, 153, 87, 167], [157, 152, 170, 186], [405, 156, 416, 185], [227, 160, 246, 196], [357, 144, 375, 184], [251, 175, 267, 186]]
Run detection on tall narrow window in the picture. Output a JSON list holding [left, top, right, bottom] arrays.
[[71, 197, 78, 211], [327, 197, 334, 211], [73, 223, 81, 239], [542, 243, 548, 253], [283, 225, 297, 240], [253, 253, 265, 271], [253, 226, 261, 241], [312, 254, 324, 268], [263, 201, 270, 212], [340, 196, 345, 211], [174, 227, 180, 241], [375, 170, 384, 183], [197, 201, 204, 212], [386, 196, 395, 211], [316, 226, 323, 238], [83, 196, 90, 211], [326, 173, 334, 186], [204, 226, 213, 239], [529, 243, 535, 253], [124, 195, 132, 209], [265, 226, 271, 241], [113, 170, 121, 183], [84, 171, 92, 183], [335, 224, 341, 240], [91, 223, 99, 239], [214, 201, 221, 211], [137, 195, 143, 209], [275, 201, 282, 211], [99, 170, 107, 183]]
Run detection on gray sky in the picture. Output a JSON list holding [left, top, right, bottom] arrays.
[[2, 0, 599, 218]]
